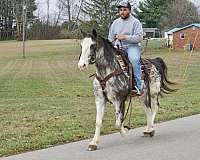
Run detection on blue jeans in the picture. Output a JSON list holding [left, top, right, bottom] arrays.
[[126, 46, 141, 90]]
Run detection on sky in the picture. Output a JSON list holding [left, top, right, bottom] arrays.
[[35, 0, 141, 18], [35, 0, 58, 18], [35, 0, 200, 18]]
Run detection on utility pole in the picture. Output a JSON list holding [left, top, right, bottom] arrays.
[[22, 0, 27, 59]]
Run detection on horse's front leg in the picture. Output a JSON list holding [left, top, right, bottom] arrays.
[[113, 100, 129, 136], [88, 89, 105, 151]]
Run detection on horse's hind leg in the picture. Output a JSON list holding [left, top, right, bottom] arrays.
[[143, 95, 159, 136], [143, 105, 153, 133], [151, 95, 159, 129], [88, 93, 105, 151], [143, 67, 160, 136]]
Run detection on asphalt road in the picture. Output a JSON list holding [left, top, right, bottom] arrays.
[[1, 114, 200, 160]]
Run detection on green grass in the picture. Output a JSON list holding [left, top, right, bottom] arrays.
[[0, 40, 200, 157]]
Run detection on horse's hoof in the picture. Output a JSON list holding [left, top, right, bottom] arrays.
[[88, 145, 97, 151], [143, 130, 155, 137], [120, 127, 129, 137], [124, 126, 131, 130]]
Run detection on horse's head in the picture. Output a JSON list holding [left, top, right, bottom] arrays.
[[78, 29, 98, 70]]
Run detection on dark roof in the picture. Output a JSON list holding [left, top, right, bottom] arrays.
[[165, 28, 181, 35], [143, 28, 160, 32], [173, 23, 200, 33]]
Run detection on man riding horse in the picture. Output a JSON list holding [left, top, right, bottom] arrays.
[[78, 0, 175, 151], [108, 1, 143, 95]]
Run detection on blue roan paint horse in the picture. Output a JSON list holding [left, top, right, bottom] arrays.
[[78, 29, 175, 151]]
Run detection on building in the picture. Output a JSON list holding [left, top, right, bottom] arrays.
[[164, 28, 180, 47], [172, 23, 200, 50], [143, 28, 160, 38]]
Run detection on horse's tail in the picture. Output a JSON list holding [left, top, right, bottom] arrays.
[[149, 57, 177, 94], [143, 63, 152, 108]]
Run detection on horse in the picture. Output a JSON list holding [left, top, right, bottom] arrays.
[[78, 29, 175, 151]]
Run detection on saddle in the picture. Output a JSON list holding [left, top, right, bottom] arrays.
[[115, 48, 152, 96]]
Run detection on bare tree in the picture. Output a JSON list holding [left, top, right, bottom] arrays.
[[192, 0, 200, 13], [7, 0, 36, 39], [9, 0, 23, 37], [46, 0, 50, 25], [59, 0, 84, 31], [53, 0, 65, 26], [72, 0, 84, 30], [161, 0, 200, 29]]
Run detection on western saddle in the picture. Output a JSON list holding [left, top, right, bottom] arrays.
[[115, 48, 152, 97]]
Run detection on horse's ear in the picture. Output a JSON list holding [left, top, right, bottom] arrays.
[[80, 29, 87, 38], [92, 29, 97, 38]]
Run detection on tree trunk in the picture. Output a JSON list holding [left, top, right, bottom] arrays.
[[67, 0, 71, 31], [47, 0, 50, 25], [72, 0, 84, 31]]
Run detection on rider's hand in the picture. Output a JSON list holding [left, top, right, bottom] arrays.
[[116, 34, 127, 40]]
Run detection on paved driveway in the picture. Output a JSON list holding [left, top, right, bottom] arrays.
[[1, 114, 200, 160]]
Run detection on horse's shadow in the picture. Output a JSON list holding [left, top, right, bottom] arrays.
[[98, 128, 178, 151]]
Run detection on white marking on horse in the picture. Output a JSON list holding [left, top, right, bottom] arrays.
[[78, 37, 95, 70]]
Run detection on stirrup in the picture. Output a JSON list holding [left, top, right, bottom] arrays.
[[131, 86, 144, 96], [134, 86, 141, 95], [131, 90, 140, 96]]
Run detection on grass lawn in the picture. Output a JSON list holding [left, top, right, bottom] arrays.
[[0, 39, 199, 157]]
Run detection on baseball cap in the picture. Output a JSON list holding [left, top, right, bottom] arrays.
[[117, 1, 131, 10]]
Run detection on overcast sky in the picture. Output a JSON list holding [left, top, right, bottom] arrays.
[[35, 0, 200, 18], [35, 0, 141, 17], [35, 0, 58, 18]]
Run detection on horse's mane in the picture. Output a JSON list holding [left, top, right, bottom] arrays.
[[97, 36, 118, 56], [98, 36, 116, 51], [96, 36, 117, 63], [85, 33, 117, 53], [85, 33, 122, 65]]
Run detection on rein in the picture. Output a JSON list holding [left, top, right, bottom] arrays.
[[95, 69, 123, 90], [122, 95, 133, 130]]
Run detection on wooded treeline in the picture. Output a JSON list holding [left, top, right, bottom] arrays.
[[0, 0, 199, 40]]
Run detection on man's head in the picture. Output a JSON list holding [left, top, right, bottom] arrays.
[[117, 1, 131, 19]]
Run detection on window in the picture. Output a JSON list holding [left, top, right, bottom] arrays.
[[180, 33, 185, 39]]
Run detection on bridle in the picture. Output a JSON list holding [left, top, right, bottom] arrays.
[[79, 37, 124, 91], [93, 40, 123, 91]]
